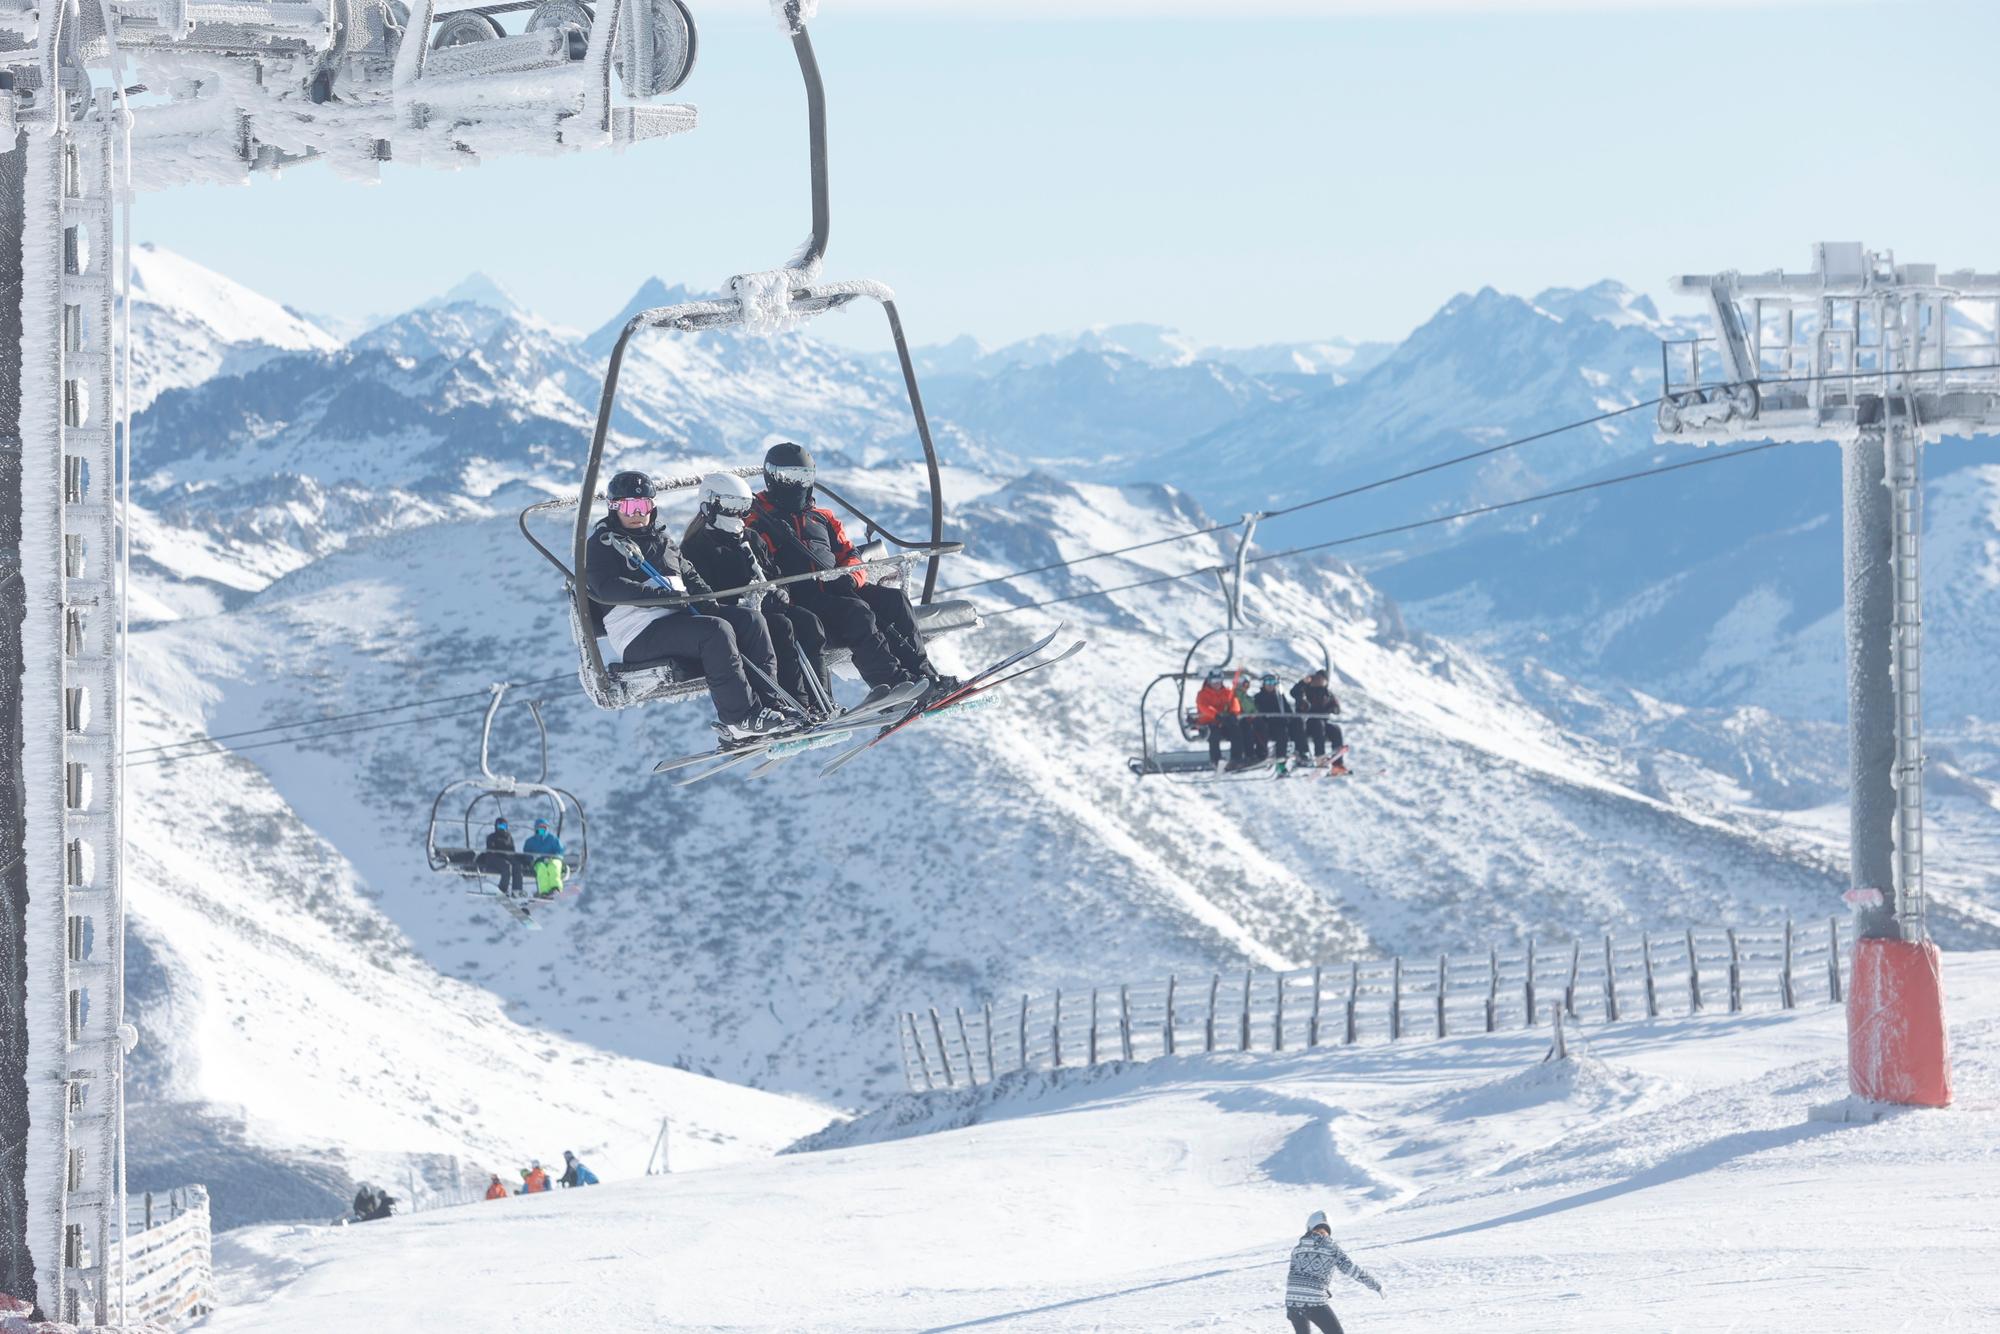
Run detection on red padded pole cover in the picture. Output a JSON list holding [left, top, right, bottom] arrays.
[[1848, 937, 1952, 1107]]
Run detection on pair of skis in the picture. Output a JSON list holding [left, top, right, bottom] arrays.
[[466, 884, 579, 931], [652, 678, 927, 788], [815, 624, 1087, 778]]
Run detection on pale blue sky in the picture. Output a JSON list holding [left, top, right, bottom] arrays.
[[138, 0, 1978, 349]]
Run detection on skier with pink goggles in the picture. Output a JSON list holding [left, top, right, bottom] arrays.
[[584, 469, 787, 744]]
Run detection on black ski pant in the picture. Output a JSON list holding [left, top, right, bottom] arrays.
[[1304, 717, 1344, 758], [1245, 716, 1269, 763], [623, 610, 763, 724], [766, 597, 829, 702], [1206, 716, 1242, 766], [856, 580, 936, 679], [475, 851, 531, 897], [793, 580, 907, 690], [1286, 1305, 1343, 1334]]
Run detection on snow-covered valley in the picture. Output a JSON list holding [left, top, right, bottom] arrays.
[[106, 250, 2000, 1254], [198, 953, 2000, 1332]]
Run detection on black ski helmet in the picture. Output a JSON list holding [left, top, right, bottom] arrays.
[[608, 470, 657, 503], [763, 441, 816, 515]]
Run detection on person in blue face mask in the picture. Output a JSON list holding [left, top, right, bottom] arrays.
[[523, 817, 566, 899], [479, 817, 526, 898]]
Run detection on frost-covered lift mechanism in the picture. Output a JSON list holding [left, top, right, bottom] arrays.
[[0, 0, 721, 1319], [425, 684, 587, 925], [517, 5, 977, 713], [1127, 515, 1342, 781], [1660, 242, 2000, 1111]]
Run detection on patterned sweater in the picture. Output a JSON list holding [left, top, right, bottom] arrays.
[[1284, 1232, 1380, 1308]]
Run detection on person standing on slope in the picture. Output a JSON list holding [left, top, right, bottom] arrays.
[[1289, 670, 1348, 776], [682, 471, 830, 713], [558, 1150, 599, 1187], [1192, 669, 1244, 770], [517, 1161, 551, 1194], [748, 442, 957, 706], [484, 1174, 509, 1201], [585, 469, 787, 743], [1283, 1210, 1382, 1333]]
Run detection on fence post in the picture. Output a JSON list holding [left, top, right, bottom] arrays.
[[1019, 994, 1030, 1071], [1827, 915, 1843, 1003], [1053, 989, 1064, 1068], [1524, 937, 1537, 1027], [1641, 932, 1658, 1018], [1089, 988, 1100, 1066], [1165, 975, 1178, 1056], [1435, 954, 1448, 1038], [144, 1192, 152, 1231], [1547, 1002, 1567, 1062], [1206, 973, 1220, 1052], [1686, 928, 1703, 1012], [1120, 984, 1134, 1061], [984, 1001, 996, 1079], [1389, 957, 1402, 1041], [1344, 961, 1360, 1045], [930, 1008, 958, 1087], [1780, 918, 1796, 1010], [956, 1006, 980, 1086], [1309, 964, 1323, 1048], [1240, 968, 1253, 1051], [1274, 973, 1286, 1051], [1564, 940, 1581, 1019], [1602, 935, 1618, 1023], [908, 1012, 936, 1089], [1485, 946, 1498, 1034], [1726, 928, 1742, 1013]]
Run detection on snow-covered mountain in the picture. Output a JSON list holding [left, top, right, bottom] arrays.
[[112, 249, 2000, 1235], [128, 243, 342, 410]]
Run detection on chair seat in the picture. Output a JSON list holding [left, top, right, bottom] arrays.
[[606, 598, 982, 684]]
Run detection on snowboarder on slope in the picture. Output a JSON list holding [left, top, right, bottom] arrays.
[[558, 1151, 599, 1187], [584, 469, 786, 743], [1192, 669, 1244, 769], [1289, 670, 1347, 775], [1283, 1210, 1381, 1332], [480, 818, 526, 899], [484, 1175, 509, 1201], [747, 442, 957, 706], [682, 471, 830, 712]]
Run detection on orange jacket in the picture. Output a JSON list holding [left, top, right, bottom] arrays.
[[1193, 680, 1242, 725], [484, 1180, 508, 1201], [521, 1167, 550, 1194]]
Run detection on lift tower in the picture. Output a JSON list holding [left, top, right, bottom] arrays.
[[0, 0, 740, 1319], [1659, 242, 2000, 1109]]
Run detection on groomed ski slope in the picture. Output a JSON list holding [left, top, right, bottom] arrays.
[[202, 953, 2000, 1332]]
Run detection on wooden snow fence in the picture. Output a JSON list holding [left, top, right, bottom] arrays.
[[123, 1185, 216, 1327], [896, 916, 1847, 1092]]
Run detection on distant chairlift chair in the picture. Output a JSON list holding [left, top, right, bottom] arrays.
[[426, 685, 588, 915]]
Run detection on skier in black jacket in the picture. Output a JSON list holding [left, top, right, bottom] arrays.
[[682, 472, 829, 712], [479, 817, 527, 898], [1251, 672, 1300, 770], [1290, 670, 1347, 773], [747, 442, 957, 704], [584, 469, 786, 742]]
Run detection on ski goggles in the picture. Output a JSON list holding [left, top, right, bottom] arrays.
[[765, 464, 816, 486], [709, 493, 754, 516], [611, 497, 655, 518]]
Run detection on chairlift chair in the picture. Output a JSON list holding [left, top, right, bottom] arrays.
[[517, 5, 977, 710], [426, 685, 589, 908], [1125, 515, 1341, 780]]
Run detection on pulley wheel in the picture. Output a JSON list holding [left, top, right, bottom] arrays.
[[617, 0, 698, 98], [527, 0, 594, 59], [432, 9, 503, 48]]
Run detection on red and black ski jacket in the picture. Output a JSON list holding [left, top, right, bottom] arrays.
[[1290, 681, 1340, 717], [749, 493, 867, 588]]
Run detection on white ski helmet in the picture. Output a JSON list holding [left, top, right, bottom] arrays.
[[699, 471, 755, 533]]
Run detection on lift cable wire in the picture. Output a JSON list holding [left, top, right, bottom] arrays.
[[125, 671, 576, 760], [984, 437, 1801, 618], [944, 360, 2000, 599], [124, 704, 508, 769]]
